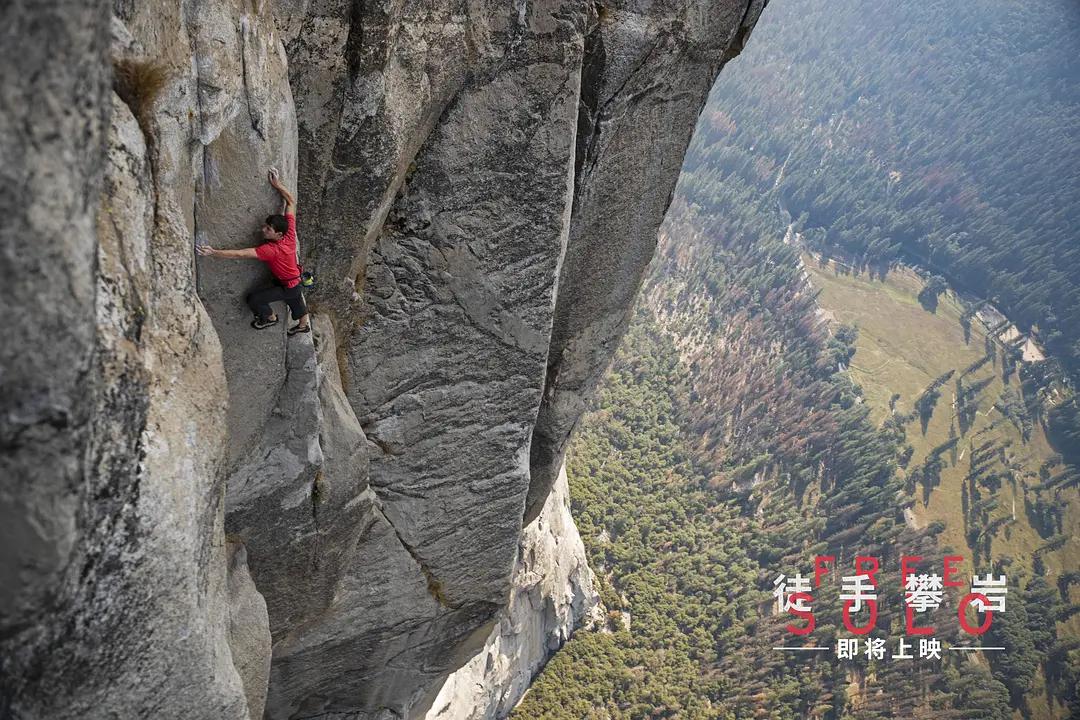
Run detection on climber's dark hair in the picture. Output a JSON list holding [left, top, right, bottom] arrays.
[[265, 214, 289, 236]]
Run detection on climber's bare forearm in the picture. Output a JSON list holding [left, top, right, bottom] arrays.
[[275, 187, 295, 214], [268, 169, 296, 213], [197, 246, 258, 259]]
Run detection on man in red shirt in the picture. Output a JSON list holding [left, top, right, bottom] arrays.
[[197, 169, 310, 335]]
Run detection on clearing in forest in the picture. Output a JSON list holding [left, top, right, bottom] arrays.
[[803, 256, 1080, 630]]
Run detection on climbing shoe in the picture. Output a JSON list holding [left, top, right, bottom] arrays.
[[251, 317, 278, 330]]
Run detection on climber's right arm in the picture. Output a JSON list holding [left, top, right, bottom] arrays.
[[197, 245, 258, 259]]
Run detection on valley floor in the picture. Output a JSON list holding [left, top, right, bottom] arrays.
[[804, 257, 1080, 720]]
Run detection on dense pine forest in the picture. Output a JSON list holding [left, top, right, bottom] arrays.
[[519, 0, 1080, 717], [691, 0, 1080, 460]]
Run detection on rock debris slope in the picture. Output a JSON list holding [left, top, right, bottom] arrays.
[[0, 1, 766, 718]]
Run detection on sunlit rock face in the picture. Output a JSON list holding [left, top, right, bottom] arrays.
[[424, 466, 603, 720], [0, 0, 766, 718]]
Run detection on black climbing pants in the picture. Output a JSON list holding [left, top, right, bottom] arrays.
[[247, 282, 307, 323]]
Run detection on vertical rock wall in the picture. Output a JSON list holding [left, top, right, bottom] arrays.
[[266, 3, 768, 715], [2, 0, 256, 717], [1, 0, 767, 718], [526, 0, 770, 522]]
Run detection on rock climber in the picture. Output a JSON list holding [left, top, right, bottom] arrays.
[[197, 168, 311, 335]]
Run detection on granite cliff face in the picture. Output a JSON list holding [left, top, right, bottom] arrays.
[[0, 1, 765, 718], [424, 467, 603, 720]]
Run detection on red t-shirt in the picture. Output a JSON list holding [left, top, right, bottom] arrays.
[[255, 213, 301, 288]]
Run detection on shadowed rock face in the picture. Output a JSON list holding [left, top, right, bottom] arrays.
[[2, 2, 251, 718], [0, 0, 766, 718]]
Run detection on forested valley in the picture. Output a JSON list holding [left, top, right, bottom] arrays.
[[518, 0, 1080, 717], [699, 0, 1080, 462]]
